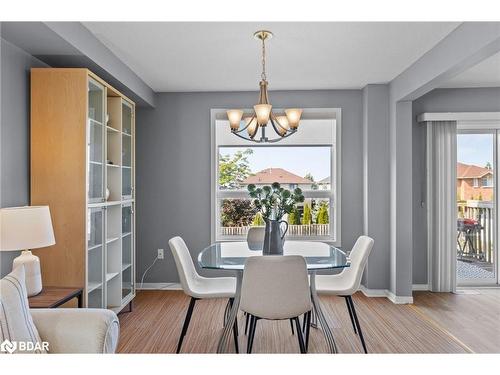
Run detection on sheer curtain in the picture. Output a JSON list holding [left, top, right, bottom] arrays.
[[426, 121, 457, 292]]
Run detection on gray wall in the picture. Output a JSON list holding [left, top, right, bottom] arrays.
[[0, 38, 49, 277], [136, 90, 364, 283], [412, 87, 500, 284]]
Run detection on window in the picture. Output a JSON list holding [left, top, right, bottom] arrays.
[[211, 109, 341, 244], [473, 178, 479, 187], [482, 176, 493, 187]]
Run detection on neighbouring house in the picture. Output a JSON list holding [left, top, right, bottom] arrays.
[[318, 176, 331, 190], [243, 168, 313, 190], [457, 162, 494, 201]]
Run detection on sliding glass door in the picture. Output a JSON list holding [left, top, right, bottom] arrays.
[[456, 130, 498, 286]]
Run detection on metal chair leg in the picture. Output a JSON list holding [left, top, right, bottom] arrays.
[[247, 315, 258, 353], [347, 296, 367, 353], [293, 317, 306, 353], [228, 298, 239, 353], [176, 297, 197, 353], [290, 319, 295, 335], [344, 296, 358, 334], [304, 310, 311, 352]]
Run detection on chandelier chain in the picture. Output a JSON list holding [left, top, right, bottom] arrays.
[[261, 37, 266, 81]]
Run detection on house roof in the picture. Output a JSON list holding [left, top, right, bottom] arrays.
[[318, 176, 330, 184], [243, 168, 312, 185], [457, 162, 492, 179]]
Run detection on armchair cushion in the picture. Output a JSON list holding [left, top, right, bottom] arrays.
[[30, 308, 119, 353], [0, 266, 46, 353]]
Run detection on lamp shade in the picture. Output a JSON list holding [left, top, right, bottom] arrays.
[[254, 104, 272, 126], [275, 115, 290, 136], [227, 109, 244, 130], [0, 206, 55, 251], [285, 108, 303, 129]]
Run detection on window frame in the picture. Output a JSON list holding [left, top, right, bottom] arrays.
[[210, 108, 342, 246]]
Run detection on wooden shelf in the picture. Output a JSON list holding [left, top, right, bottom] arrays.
[[31, 68, 135, 313]]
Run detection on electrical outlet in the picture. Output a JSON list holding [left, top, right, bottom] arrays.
[[157, 249, 164, 259]]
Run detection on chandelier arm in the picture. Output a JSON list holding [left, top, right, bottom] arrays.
[[259, 131, 297, 143], [231, 114, 256, 134], [261, 36, 266, 81], [231, 131, 262, 143], [270, 112, 293, 134]]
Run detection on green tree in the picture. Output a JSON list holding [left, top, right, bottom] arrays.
[[302, 203, 312, 225], [218, 149, 253, 189], [304, 173, 318, 190], [288, 207, 301, 225], [220, 199, 257, 227], [485, 162, 492, 169], [251, 212, 265, 226], [316, 202, 329, 224]]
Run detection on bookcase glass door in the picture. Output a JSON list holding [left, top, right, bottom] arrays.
[[122, 100, 133, 199], [122, 203, 134, 301], [88, 78, 105, 203], [87, 207, 104, 308]]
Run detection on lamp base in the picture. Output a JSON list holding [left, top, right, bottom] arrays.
[[13, 250, 43, 296]]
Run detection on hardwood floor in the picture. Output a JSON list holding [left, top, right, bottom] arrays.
[[117, 290, 500, 354]]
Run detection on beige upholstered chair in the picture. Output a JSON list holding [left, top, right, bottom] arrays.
[[246, 226, 265, 244], [168, 236, 238, 353], [240, 255, 312, 353], [315, 235, 374, 353], [0, 266, 119, 354]]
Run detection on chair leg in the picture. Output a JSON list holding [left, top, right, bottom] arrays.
[[247, 315, 258, 354], [290, 319, 295, 335], [228, 298, 239, 353], [176, 297, 197, 353], [304, 311, 311, 352], [347, 296, 367, 353], [293, 317, 306, 354], [245, 313, 250, 335], [344, 296, 358, 334]]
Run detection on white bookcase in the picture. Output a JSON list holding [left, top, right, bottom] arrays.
[[31, 68, 136, 313]]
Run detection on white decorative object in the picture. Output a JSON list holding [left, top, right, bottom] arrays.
[[0, 206, 56, 296], [106, 187, 110, 200]]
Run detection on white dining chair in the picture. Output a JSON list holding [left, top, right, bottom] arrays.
[[315, 235, 374, 353], [246, 226, 265, 243], [240, 255, 312, 353], [168, 236, 239, 353]]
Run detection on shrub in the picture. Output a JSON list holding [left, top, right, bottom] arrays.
[[302, 203, 312, 225], [251, 212, 265, 226]]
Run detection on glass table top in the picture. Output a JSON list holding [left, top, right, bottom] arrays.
[[198, 241, 350, 271]]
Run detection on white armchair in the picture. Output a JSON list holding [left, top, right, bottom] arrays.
[[30, 308, 120, 353]]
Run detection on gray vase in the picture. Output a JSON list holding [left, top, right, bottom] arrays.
[[263, 218, 289, 255]]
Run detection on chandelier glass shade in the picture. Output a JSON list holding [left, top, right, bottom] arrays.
[[227, 30, 302, 143]]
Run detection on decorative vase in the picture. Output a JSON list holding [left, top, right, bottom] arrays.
[[263, 218, 288, 255]]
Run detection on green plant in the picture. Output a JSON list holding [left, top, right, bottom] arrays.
[[220, 199, 257, 227], [218, 149, 253, 189], [248, 182, 305, 221], [302, 203, 312, 225], [316, 202, 329, 224], [288, 207, 301, 225], [251, 212, 265, 226]]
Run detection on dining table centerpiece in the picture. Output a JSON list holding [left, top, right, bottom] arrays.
[[248, 182, 305, 255]]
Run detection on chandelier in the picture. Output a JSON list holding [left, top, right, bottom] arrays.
[[227, 30, 302, 143]]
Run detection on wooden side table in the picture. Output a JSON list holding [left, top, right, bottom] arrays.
[[28, 287, 84, 308]]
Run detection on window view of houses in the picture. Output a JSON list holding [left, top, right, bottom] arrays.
[[218, 147, 332, 238], [456, 133, 495, 282]]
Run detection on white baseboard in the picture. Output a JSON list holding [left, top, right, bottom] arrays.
[[412, 284, 430, 291], [359, 285, 414, 304], [136, 282, 181, 290]]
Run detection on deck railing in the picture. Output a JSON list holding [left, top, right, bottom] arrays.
[[220, 224, 330, 237], [457, 200, 494, 263]]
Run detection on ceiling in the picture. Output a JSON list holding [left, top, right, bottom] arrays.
[[83, 22, 459, 92], [440, 51, 500, 88]]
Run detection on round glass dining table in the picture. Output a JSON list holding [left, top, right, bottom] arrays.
[[198, 241, 350, 353]]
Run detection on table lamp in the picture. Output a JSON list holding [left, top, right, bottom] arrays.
[[0, 206, 56, 296]]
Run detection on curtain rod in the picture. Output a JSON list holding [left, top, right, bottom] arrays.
[[417, 112, 500, 123]]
